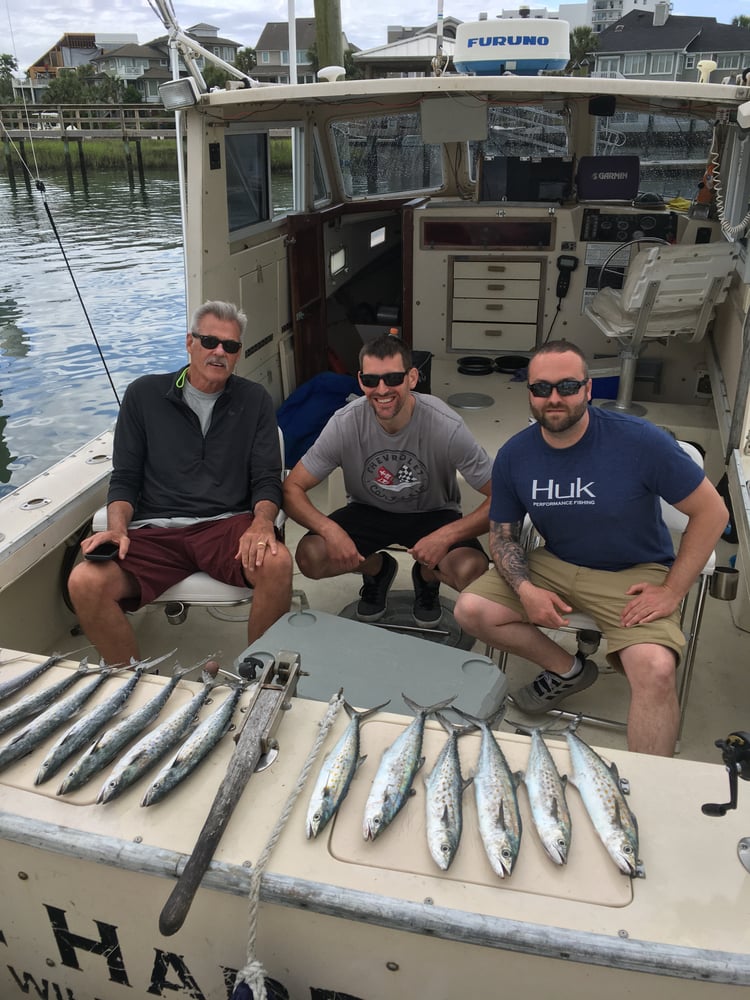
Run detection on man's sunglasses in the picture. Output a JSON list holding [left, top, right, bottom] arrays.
[[359, 371, 408, 388], [191, 333, 242, 355], [527, 378, 589, 398]]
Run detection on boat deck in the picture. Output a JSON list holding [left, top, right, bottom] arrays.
[[34, 358, 747, 767]]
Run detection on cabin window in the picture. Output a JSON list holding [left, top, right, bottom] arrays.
[[469, 103, 569, 181], [330, 112, 443, 198], [225, 125, 309, 236], [594, 110, 713, 199], [312, 127, 331, 206], [225, 132, 270, 231]]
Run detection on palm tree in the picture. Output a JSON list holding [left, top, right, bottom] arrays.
[[568, 26, 597, 75]]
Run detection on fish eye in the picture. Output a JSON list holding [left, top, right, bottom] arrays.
[[501, 848, 512, 860]]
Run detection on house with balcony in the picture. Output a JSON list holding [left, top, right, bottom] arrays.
[[592, 4, 750, 82], [89, 44, 170, 103], [19, 32, 137, 102]]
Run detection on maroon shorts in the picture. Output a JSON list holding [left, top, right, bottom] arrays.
[[118, 514, 258, 611]]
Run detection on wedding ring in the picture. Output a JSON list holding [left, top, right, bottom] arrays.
[[258, 541, 267, 547]]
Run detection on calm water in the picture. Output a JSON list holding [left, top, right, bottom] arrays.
[[0, 170, 186, 497]]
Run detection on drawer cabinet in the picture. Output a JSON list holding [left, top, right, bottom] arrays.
[[449, 257, 542, 352]]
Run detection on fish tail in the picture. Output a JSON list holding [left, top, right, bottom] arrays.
[[344, 698, 391, 721], [402, 692, 456, 716]]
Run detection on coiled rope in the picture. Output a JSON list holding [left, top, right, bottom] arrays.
[[231, 688, 345, 1000]]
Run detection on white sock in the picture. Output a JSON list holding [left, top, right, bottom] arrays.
[[559, 654, 583, 679]]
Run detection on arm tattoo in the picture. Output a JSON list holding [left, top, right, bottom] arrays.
[[489, 520, 531, 594]]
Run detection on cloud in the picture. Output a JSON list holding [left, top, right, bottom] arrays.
[[4, 0, 742, 75]]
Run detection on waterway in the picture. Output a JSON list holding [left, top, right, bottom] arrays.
[[0, 170, 186, 498]]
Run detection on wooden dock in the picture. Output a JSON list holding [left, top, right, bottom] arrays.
[[1, 103, 178, 189]]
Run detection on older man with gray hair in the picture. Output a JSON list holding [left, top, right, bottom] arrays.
[[69, 300, 292, 664]]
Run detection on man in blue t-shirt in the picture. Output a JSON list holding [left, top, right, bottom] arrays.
[[454, 340, 728, 756]]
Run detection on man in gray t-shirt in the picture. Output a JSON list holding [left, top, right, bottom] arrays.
[[283, 335, 492, 628]]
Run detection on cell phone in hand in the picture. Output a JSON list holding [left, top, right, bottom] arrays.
[[84, 541, 120, 561]]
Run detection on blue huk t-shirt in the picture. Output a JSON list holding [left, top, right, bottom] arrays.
[[490, 407, 705, 571]]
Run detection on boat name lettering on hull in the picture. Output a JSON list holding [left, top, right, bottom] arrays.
[[3, 904, 365, 1000]]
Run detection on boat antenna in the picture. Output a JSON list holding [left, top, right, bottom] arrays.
[[147, 0, 262, 88], [432, 0, 449, 76], [1, 4, 121, 407]]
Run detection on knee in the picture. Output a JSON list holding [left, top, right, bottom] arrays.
[[262, 545, 294, 587], [295, 539, 325, 579], [68, 561, 108, 609], [625, 648, 677, 699], [454, 592, 484, 632], [449, 556, 489, 593]]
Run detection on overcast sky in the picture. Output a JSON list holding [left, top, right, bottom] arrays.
[[4, 0, 750, 73]]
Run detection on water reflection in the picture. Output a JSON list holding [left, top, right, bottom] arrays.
[[0, 170, 186, 497]]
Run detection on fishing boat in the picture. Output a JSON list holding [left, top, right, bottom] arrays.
[[2, 5, 750, 998]]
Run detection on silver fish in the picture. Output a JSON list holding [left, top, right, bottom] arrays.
[[34, 666, 146, 785], [0, 663, 113, 771], [456, 708, 522, 878], [0, 659, 91, 737], [57, 664, 194, 795], [363, 693, 455, 841], [140, 684, 245, 807], [306, 698, 390, 838], [519, 725, 571, 865], [0, 653, 65, 704], [423, 713, 473, 871], [564, 723, 640, 876], [97, 675, 217, 804]]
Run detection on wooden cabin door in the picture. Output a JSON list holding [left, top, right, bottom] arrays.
[[287, 211, 329, 386]]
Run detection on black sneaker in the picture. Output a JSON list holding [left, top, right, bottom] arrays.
[[511, 657, 598, 714], [411, 561, 442, 627], [357, 552, 398, 622]]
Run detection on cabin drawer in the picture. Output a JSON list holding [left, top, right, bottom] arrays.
[[453, 278, 538, 300], [452, 297, 538, 323], [453, 260, 541, 281], [451, 321, 534, 350]]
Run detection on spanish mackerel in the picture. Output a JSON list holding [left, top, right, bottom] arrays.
[[423, 713, 473, 871], [35, 666, 147, 785], [0, 659, 91, 737], [306, 698, 390, 838], [564, 722, 640, 875], [140, 683, 245, 807], [455, 708, 522, 878], [97, 673, 217, 803], [0, 653, 64, 704], [0, 663, 114, 771], [58, 662, 201, 795], [363, 693, 454, 841], [518, 724, 571, 865]]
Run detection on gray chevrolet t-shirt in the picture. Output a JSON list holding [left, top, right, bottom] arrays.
[[301, 394, 492, 512]]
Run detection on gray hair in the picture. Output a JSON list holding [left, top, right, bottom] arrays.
[[190, 301, 247, 339]]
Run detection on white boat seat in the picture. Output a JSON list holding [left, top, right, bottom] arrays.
[[585, 240, 738, 416], [488, 441, 717, 753], [89, 426, 307, 622]]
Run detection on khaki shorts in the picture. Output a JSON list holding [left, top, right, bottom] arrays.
[[465, 547, 685, 670]]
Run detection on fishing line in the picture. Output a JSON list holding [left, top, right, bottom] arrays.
[[3, 4, 121, 408]]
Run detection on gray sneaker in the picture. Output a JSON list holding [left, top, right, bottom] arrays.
[[511, 658, 598, 714], [357, 551, 398, 622]]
